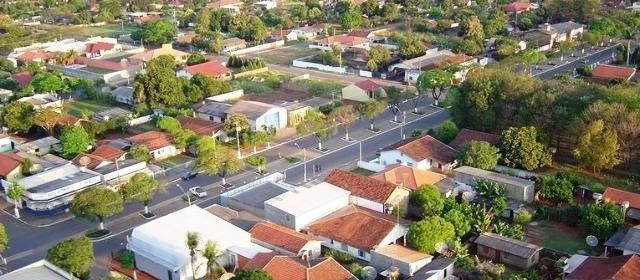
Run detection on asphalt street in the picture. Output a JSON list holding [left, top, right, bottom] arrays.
[[533, 44, 619, 80]]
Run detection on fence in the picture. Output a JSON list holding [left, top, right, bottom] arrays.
[[233, 67, 269, 78], [292, 58, 347, 74], [206, 89, 244, 102], [128, 115, 153, 126], [357, 160, 386, 172], [227, 40, 285, 56]]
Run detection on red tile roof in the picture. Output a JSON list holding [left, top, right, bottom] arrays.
[[385, 135, 458, 163], [370, 164, 447, 190], [176, 115, 221, 136], [590, 64, 636, 83], [72, 144, 125, 169], [182, 60, 232, 78], [11, 72, 33, 88], [603, 188, 640, 210], [206, 0, 241, 8], [325, 169, 397, 203], [448, 128, 500, 150], [246, 255, 357, 280], [504, 1, 531, 13], [16, 51, 56, 62], [0, 152, 23, 177], [307, 206, 399, 251], [315, 35, 367, 47], [243, 252, 279, 270], [354, 79, 383, 92], [250, 223, 316, 254], [567, 254, 640, 280], [271, 29, 292, 37], [127, 131, 173, 151], [85, 42, 115, 53]]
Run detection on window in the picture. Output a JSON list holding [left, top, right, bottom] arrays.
[[358, 250, 365, 258], [407, 162, 413, 167], [209, 116, 214, 121], [341, 244, 348, 251], [396, 159, 402, 164], [330, 239, 334, 245]]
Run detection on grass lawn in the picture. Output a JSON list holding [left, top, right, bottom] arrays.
[[527, 220, 600, 255], [351, 167, 375, 176], [541, 162, 634, 192], [255, 45, 318, 65], [67, 100, 112, 117], [155, 154, 195, 168], [40, 23, 139, 39]]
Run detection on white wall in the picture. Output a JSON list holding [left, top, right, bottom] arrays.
[[150, 145, 178, 161], [227, 40, 284, 56], [317, 237, 372, 262], [379, 150, 422, 168], [100, 161, 147, 182], [350, 196, 384, 213], [292, 59, 347, 74], [295, 194, 350, 231], [206, 89, 244, 102]]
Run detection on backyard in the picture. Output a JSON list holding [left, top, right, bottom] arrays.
[[67, 99, 112, 117], [41, 23, 139, 39], [525, 220, 600, 255]]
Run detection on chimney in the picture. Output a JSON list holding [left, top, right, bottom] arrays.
[[545, 23, 551, 31]]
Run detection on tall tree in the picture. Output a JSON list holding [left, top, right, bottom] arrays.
[[7, 180, 25, 219], [366, 46, 391, 72], [134, 55, 185, 108], [34, 106, 63, 136], [2, 101, 35, 134], [224, 114, 250, 157], [573, 120, 620, 173], [296, 109, 336, 150], [46, 237, 94, 278], [329, 105, 357, 141], [416, 69, 453, 106], [435, 120, 459, 143], [121, 173, 162, 215], [556, 40, 575, 61], [518, 49, 546, 75], [500, 126, 551, 171], [186, 232, 200, 279], [407, 216, 456, 253], [358, 99, 386, 131], [132, 19, 176, 45], [59, 126, 93, 158], [410, 185, 445, 218], [580, 202, 624, 239], [459, 141, 500, 170], [70, 187, 124, 231], [340, 9, 362, 30], [203, 240, 224, 279], [195, 137, 244, 185]]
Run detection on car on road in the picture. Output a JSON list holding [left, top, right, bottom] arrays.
[[181, 172, 198, 181], [189, 186, 207, 198]]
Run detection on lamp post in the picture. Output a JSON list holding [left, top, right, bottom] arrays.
[[176, 184, 191, 206], [400, 111, 407, 140], [294, 143, 307, 183]]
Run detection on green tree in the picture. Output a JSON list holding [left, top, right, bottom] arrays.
[[484, 10, 508, 37], [203, 240, 225, 279], [97, 0, 121, 22], [580, 202, 624, 239], [500, 126, 551, 171], [132, 19, 176, 45], [491, 196, 507, 217], [518, 49, 546, 75], [130, 144, 151, 161], [399, 34, 426, 59], [2, 101, 35, 134], [186, 232, 200, 279], [573, 120, 620, 173], [0, 223, 7, 254], [416, 69, 453, 106], [296, 109, 336, 151], [329, 105, 358, 140], [186, 53, 208, 66], [476, 180, 507, 200], [46, 237, 94, 278], [459, 141, 500, 170], [360, 0, 379, 17], [246, 155, 267, 173], [358, 99, 386, 131], [70, 187, 124, 231], [536, 176, 574, 205], [134, 55, 186, 108], [495, 37, 519, 59], [460, 16, 484, 45], [366, 46, 391, 72], [7, 180, 25, 219], [556, 40, 575, 61], [493, 221, 524, 239], [196, 8, 212, 35], [35, 106, 63, 136], [513, 210, 532, 225], [340, 9, 362, 30], [444, 209, 471, 238], [195, 137, 244, 185], [121, 173, 161, 216], [231, 269, 272, 280], [435, 120, 459, 143], [545, 0, 601, 23], [31, 72, 65, 93], [381, 3, 399, 23], [410, 185, 444, 218], [407, 216, 456, 253], [156, 116, 182, 134], [60, 126, 93, 158]]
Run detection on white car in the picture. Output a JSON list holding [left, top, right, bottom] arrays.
[[189, 186, 208, 198]]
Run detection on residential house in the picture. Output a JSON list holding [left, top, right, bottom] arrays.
[[227, 100, 288, 130], [504, 1, 532, 13], [0, 88, 14, 103], [194, 101, 232, 123], [111, 86, 134, 105], [525, 21, 584, 51], [0, 152, 24, 181], [93, 107, 133, 122], [370, 164, 456, 197], [129, 44, 189, 65], [18, 136, 60, 156], [379, 135, 458, 172], [4, 163, 102, 215], [13, 51, 57, 65], [306, 205, 409, 262], [267, 97, 332, 127], [0, 259, 79, 280], [602, 188, 640, 222], [448, 128, 501, 151], [264, 182, 350, 231], [72, 144, 126, 170], [206, 0, 243, 13], [243, 254, 357, 280], [588, 64, 637, 84], [325, 169, 411, 213], [310, 35, 369, 51], [18, 94, 62, 111], [271, 29, 296, 41], [222, 37, 247, 52], [48, 56, 140, 86], [388, 49, 477, 84], [132, 14, 161, 25], [341, 79, 386, 102], [11, 71, 33, 88], [605, 225, 640, 256], [408, 258, 456, 280], [453, 166, 535, 202], [250, 222, 323, 259], [176, 60, 233, 80], [176, 115, 224, 140], [126, 131, 179, 161], [84, 42, 120, 58], [566, 254, 640, 280], [475, 232, 542, 269], [371, 244, 433, 277], [128, 205, 272, 280], [72, 143, 148, 187]]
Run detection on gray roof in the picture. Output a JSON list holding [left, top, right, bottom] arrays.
[[94, 107, 132, 120], [111, 86, 133, 99], [195, 101, 232, 118], [18, 136, 59, 151], [27, 170, 99, 195], [475, 232, 541, 259], [616, 225, 640, 253], [0, 260, 78, 280], [409, 258, 455, 280], [454, 166, 535, 188], [543, 21, 583, 34], [93, 159, 145, 174]]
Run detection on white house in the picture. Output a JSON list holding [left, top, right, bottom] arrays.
[[128, 205, 272, 280], [227, 100, 288, 131], [306, 205, 409, 262], [371, 244, 433, 277], [408, 258, 456, 280], [264, 182, 350, 231], [379, 135, 458, 172], [18, 136, 60, 156], [126, 131, 180, 161]]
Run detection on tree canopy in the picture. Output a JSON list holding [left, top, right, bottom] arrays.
[[435, 120, 459, 143], [132, 19, 176, 45], [70, 187, 123, 228], [500, 126, 551, 171], [459, 141, 500, 170], [1, 101, 35, 134], [407, 216, 456, 253], [573, 120, 620, 172], [46, 237, 94, 278], [59, 126, 93, 158], [231, 269, 273, 280], [121, 173, 161, 214], [410, 184, 445, 218], [580, 202, 624, 239]]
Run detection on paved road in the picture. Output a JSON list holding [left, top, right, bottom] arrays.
[[533, 45, 619, 80], [0, 97, 448, 278]]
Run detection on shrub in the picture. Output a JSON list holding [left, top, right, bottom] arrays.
[[347, 263, 363, 279], [513, 210, 532, 225], [411, 129, 423, 138], [435, 120, 459, 143]]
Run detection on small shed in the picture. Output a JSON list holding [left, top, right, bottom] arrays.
[[475, 232, 541, 269], [371, 244, 433, 277], [453, 166, 535, 202]]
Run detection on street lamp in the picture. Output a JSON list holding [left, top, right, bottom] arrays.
[[294, 142, 307, 183], [400, 111, 407, 140], [176, 184, 191, 206]]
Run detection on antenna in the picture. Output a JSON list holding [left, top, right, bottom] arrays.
[[586, 235, 599, 247]]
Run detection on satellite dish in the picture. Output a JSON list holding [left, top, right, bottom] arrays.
[[219, 273, 235, 280], [592, 193, 603, 201], [435, 242, 449, 254], [462, 191, 475, 202], [361, 266, 377, 280], [78, 155, 91, 167], [586, 235, 599, 247]]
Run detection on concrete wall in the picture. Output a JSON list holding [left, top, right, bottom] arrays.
[[341, 85, 370, 102], [128, 115, 153, 126], [356, 160, 386, 172], [350, 196, 384, 213], [206, 89, 244, 102], [150, 145, 178, 161], [453, 170, 534, 202], [315, 236, 372, 262], [227, 40, 285, 56], [293, 58, 347, 74], [379, 151, 419, 168]]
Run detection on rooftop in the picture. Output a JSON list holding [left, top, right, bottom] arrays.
[[265, 182, 349, 216], [182, 60, 232, 77], [223, 37, 246, 46], [176, 115, 222, 136], [85, 42, 114, 53], [314, 35, 368, 47], [232, 181, 289, 211], [250, 222, 316, 254], [0, 152, 23, 177], [448, 128, 500, 151], [325, 169, 397, 203], [370, 164, 447, 191], [248, 255, 357, 280], [94, 107, 132, 120], [384, 135, 458, 164], [18, 136, 60, 152], [0, 260, 79, 280], [603, 187, 640, 209], [374, 244, 433, 264], [194, 101, 232, 117], [590, 64, 637, 83], [353, 79, 384, 92], [127, 131, 173, 151], [475, 232, 541, 259], [409, 258, 455, 280], [129, 44, 188, 63], [227, 100, 282, 120], [615, 225, 640, 253], [567, 254, 640, 280], [454, 166, 535, 188], [72, 143, 125, 169], [504, 1, 531, 13]]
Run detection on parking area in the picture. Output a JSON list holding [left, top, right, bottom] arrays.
[[227, 181, 289, 216]]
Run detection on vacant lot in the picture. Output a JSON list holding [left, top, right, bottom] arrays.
[[67, 100, 111, 117], [254, 44, 318, 65]]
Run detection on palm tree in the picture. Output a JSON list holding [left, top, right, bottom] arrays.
[[224, 114, 249, 159], [203, 240, 225, 279], [7, 180, 25, 219], [186, 232, 200, 279]]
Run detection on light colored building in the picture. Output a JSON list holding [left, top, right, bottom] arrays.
[[306, 205, 409, 262], [249, 222, 323, 259], [128, 205, 272, 280], [93, 107, 133, 122], [389, 49, 476, 84], [341, 79, 386, 102], [254, 0, 277, 9], [18, 136, 60, 156], [408, 258, 456, 280], [0, 134, 16, 152], [18, 94, 62, 111], [8, 36, 120, 65], [379, 135, 458, 172], [111, 86, 134, 105], [453, 166, 535, 202], [0, 152, 24, 181], [126, 131, 179, 161], [222, 37, 247, 52], [0, 259, 79, 280], [227, 100, 288, 131], [129, 44, 189, 65], [371, 244, 433, 277], [310, 35, 369, 51], [264, 182, 350, 231]]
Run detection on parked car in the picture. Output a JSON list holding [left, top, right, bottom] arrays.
[[181, 172, 198, 181], [189, 186, 207, 198]]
